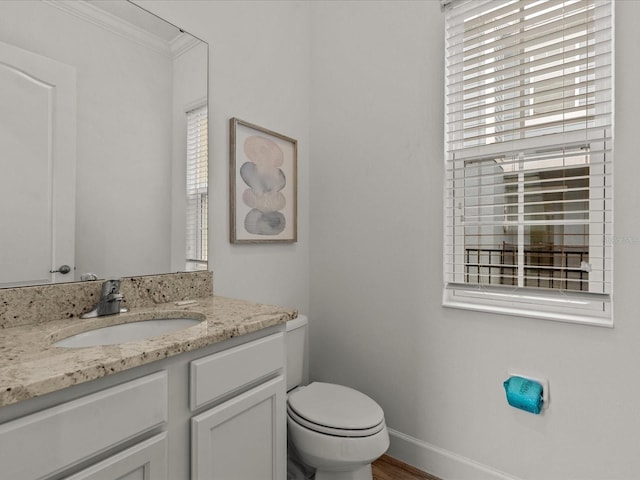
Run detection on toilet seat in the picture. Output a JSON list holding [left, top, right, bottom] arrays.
[[287, 405, 385, 438], [287, 382, 385, 438]]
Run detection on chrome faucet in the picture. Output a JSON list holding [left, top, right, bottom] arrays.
[[81, 279, 128, 318]]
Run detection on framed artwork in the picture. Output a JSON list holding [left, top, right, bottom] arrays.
[[229, 118, 297, 243]]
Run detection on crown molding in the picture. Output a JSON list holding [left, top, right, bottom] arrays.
[[43, 0, 172, 58], [170, 32, 203, 59]]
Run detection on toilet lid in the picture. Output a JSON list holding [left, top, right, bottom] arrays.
[[287, 382, 384, 431]]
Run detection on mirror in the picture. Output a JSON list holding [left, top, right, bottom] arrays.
[[0, 0, 208, 288]]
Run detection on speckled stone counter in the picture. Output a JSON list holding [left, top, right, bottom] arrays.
[[0, 271, 217, 329], [0, 273, 296, 407]]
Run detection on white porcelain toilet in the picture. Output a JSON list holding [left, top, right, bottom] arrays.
[[286, 315, 389, 480]]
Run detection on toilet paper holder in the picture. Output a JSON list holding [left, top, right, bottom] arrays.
[[506, 370, 550, 411]]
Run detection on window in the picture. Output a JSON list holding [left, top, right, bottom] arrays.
[[186, 105, 208, 271], [443, 0, 613, 326]]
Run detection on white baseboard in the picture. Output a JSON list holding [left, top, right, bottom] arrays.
[[386, 428, 524, 480]]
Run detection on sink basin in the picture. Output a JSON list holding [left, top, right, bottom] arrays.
[[53, 317, 203, 348]]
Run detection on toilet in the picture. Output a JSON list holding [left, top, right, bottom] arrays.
[[286, 315, 389, 480]]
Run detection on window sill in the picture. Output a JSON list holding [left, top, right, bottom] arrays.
[[442, 284, 613, 328]]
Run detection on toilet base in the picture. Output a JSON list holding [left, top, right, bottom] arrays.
[[315, 464, 372, 480]]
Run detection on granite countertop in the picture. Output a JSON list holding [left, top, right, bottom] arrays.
[[0, 295, 297, 408]]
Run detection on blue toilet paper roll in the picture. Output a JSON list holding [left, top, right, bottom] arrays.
[[503, 376, 543, 414]]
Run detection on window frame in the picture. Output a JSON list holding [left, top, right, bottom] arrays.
[[442, 0, 614, 327]]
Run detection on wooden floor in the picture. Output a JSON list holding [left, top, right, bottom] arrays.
[[372, 455, 442, 480]]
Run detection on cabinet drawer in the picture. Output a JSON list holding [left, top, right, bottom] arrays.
[[65, 432, 168, 480], [190, 332, 284, 410], [0, 371, 167, 480]]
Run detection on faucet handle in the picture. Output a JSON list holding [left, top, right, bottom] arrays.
[[101, 279, 121, 296]]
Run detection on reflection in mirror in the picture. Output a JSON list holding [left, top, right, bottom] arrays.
[[0, 0, 208, 288]]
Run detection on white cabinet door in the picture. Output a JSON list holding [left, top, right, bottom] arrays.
[[0, 40, 76, 287], [191, 376, 286, 480], [64, 433, 167, 480]]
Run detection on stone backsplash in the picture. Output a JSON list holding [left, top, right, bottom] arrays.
[[0, 271, 213, 329]]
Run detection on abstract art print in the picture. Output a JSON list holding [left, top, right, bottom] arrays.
[[230, 118, 297, 243]]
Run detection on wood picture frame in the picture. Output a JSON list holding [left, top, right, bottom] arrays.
[[229, 118, 297, 243]]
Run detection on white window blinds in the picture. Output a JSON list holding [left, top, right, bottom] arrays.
[[443, 0, 613, 326], [186, 105, 208, 271]]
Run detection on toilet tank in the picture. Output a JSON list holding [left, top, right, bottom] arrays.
[[285, 315, 308, 391]]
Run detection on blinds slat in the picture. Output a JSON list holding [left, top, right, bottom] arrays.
[[453, 115, 600, 146], [455, 51, 602, 91], [456, 40, 592, 82], [452, 0, 567, 43], [447, 131, 612, 161], [449, 4, 611, 60], [446, 0, 536, 30], [451, 82, 603, 117], [453, 99, 608, 134], [459, 12, 596, 68], [448, 64, 611, 109], [459, 45, 597, 89], [450, 128, 611, 155], [450, 14, 597, 63]]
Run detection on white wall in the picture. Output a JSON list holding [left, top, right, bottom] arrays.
[[133, 1, 640, 479], [137, 0, 311, 313], [310, 2, 640, 480]]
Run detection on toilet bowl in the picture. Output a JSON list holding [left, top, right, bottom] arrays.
[[286, 317, 389, 480], [287, 382, 389, 480]]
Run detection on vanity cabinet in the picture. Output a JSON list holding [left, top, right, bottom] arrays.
[[0, 372, 168, 480], [190, 333, 286, 480], [0, 327, 286, 480]]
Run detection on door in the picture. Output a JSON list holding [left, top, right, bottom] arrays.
[[191, 376, 286, 480], [0, 40, 76, 286]]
